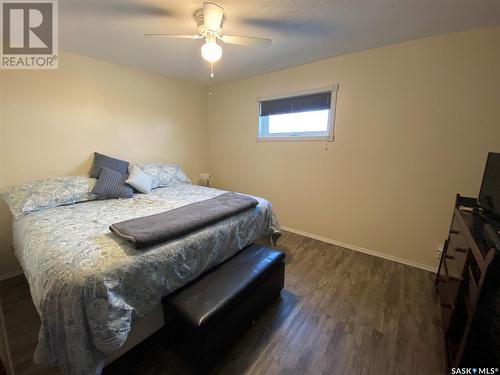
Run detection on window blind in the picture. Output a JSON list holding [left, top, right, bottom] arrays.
[[259, 91, 331, 117]]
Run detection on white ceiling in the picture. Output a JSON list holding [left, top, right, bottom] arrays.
[[60, 0, 500, 84]]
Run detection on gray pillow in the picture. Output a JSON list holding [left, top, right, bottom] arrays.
[[125, 164, 153, 194], [91, 167, 133, 199], [88, 152, 129, 178]]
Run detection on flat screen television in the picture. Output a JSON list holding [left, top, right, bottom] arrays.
[[478, 152, 500, 220]]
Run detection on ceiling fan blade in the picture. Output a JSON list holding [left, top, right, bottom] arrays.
[[220, 35, 271, 47], [203, 2, 224, 31], [144, 34, 202, 39]]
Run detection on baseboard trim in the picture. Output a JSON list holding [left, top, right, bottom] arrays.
[[0, 270, 23, 282], [280, 226, 438, 273]]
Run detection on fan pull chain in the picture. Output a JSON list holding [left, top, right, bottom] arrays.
[[208, 63, 214, 96]]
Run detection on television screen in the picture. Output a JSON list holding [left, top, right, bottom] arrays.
[[478, 152, 500, 217]]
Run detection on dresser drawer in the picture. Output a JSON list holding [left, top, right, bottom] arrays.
[[444, 256, 463, 281], [437, 274, 459, 334], [453, 208, 487, 270], [450, 214, 462, 237], [437, 260, 460, 310], [448, 216, 469, 254], [446, 228, 469, 274], [437, 278, 455, 310]]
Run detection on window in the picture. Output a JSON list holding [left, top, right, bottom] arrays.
[[257, 84, 338, 141]]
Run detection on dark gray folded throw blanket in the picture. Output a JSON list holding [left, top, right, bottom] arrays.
[[110, 192, 259, 249]]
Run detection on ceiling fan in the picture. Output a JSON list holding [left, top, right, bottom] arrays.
[[144, 2, 272, 64]]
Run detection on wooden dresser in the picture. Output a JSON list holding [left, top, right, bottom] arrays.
[[436, 195, 500, 369]]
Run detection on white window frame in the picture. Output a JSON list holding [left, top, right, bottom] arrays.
[[256, 83, 339, 142]]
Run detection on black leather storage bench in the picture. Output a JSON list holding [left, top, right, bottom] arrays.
[[163, 244, 285, 369]]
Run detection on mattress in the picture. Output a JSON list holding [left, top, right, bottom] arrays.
[[12, 183, 280, 375]]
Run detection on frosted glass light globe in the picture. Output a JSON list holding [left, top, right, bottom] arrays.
[[201, 41, 222, 63]]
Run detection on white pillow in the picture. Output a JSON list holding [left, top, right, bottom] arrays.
[[125, 164, 153, 194]]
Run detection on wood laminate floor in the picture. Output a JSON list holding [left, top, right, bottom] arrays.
[[0, 231, 445, 375]]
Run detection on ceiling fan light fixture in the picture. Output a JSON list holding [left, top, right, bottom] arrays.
[[201, 40, 222, 63], [145, 2, 271, 67]]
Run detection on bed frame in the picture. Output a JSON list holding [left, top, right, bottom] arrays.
[[104, 303, 164, 365]]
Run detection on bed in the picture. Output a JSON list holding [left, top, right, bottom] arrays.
[[11, 182, 280, 375]]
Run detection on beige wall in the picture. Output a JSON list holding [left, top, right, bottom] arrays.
[[207, 26, 500, 269], [0, 52, 208, 278]]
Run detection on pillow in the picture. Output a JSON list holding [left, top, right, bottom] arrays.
[[88, 152, 129, 178], [91, 167, 134, 199], [0, 176, 96, 218], [138, 163, 191, 189], [125, 164, 153, 194]]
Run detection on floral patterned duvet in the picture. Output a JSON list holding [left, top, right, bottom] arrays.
[[12, 183, 280, 375]]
